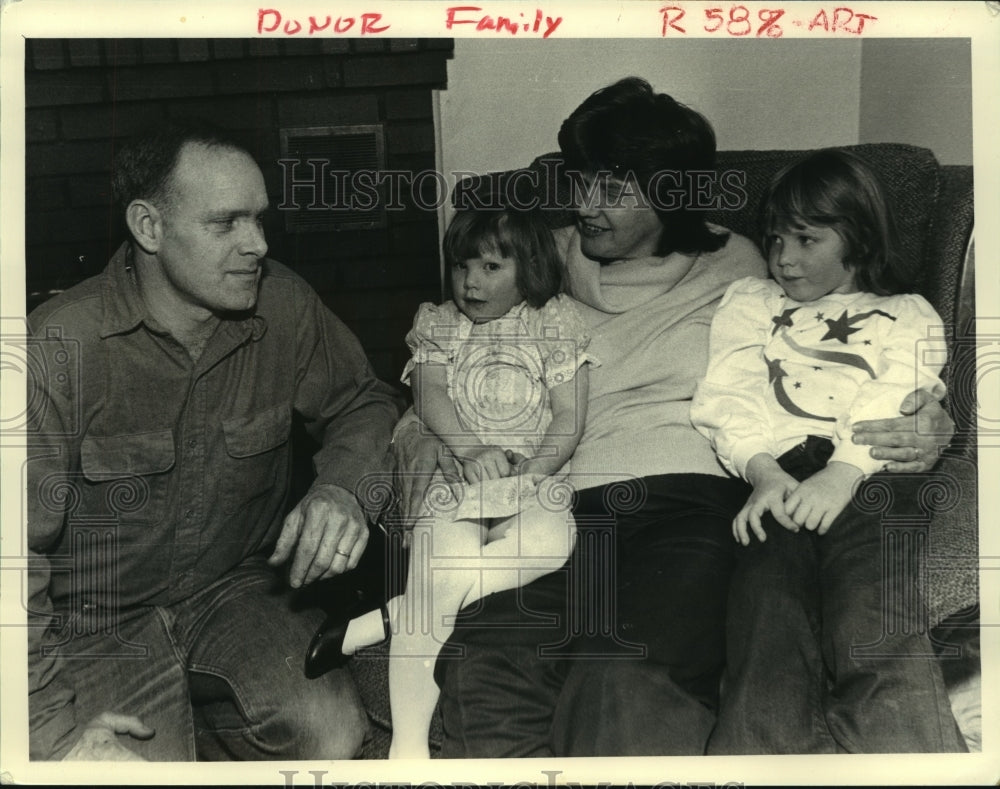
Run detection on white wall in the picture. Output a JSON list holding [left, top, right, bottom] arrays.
[[859, 38, 972, 166], [436, 37, 974, 180], [437, 39, 864, 180]]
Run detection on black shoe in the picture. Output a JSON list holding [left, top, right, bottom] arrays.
[[304, 602, 390, 679]]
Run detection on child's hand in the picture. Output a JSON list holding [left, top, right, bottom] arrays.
[[515, 456, 550, 485], [505, 449, 529, 468], [784, 461, 863, 534], [736, 454, 800, 544], [460, 445, 512, 484], [734, 471, 799, 545]]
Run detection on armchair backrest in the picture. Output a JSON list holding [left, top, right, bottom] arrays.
[[707, 145, 973, 332]]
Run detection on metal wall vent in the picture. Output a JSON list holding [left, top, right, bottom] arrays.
[[279, 125, 387, 233]]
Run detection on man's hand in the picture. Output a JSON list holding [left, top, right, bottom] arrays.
[[852, 389, 954, 473], [784, 461, 863, 535], [268, 483, 368, 588], [62, 712, 154, 761]]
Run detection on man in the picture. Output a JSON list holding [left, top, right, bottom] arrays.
[[27, 122, 402, 760]]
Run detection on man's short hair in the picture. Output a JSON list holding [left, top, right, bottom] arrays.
[[111, 120, 253, 214]]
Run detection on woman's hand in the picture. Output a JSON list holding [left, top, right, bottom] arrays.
[[852, 389, 954, 473]]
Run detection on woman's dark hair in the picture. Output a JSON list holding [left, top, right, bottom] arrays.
[[443, 207, 562, 308], [760, 148, 904, 296], [557, 76, 726, 257], [111, 119, 252, 215]]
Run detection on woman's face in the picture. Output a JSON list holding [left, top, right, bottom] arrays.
[[573, 174, 664, 261]]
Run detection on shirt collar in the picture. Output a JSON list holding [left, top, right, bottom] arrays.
[[99, 242, 267, 342], [454, 299, 530, 326], [99, 242, 146, 338]]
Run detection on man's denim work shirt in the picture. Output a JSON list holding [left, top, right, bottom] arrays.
[[26, 242, 402, 757]]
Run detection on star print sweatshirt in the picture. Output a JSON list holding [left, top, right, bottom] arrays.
[[689, 276, 947, 479]]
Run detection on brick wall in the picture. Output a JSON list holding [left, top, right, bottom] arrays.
[[25, 38, 454, 386]]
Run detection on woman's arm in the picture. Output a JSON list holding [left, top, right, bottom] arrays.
[[520, 366, 590, 479]]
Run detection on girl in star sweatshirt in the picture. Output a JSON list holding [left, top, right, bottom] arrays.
[[691, 148, 965, 754]]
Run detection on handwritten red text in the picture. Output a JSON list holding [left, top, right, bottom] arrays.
[[257, 8, 390, 35], [445, 6, 563, 38], [806, 7, 876, 34], [659, 5, 876, 37]]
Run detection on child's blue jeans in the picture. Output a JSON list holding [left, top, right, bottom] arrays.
[[708, 436, 967, 753]]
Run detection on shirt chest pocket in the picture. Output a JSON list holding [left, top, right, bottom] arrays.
[[80, 430, 175, 523], [221, 402, 292, 515]]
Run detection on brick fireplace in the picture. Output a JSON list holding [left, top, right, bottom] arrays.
[[24, 37, 455, 385]]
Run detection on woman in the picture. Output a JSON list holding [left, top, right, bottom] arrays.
[[394, 77, 953, 757]]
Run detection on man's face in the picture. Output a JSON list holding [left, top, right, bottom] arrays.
[[153, 142, 269, 314]]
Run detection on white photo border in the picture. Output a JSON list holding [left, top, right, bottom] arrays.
[[1, 1, 997, 785]]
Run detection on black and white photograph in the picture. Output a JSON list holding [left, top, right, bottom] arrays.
[[1, 1, 996, 785]]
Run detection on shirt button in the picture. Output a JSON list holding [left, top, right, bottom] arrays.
[[187, 439, 197, 449], [185, 509, 195, 519]]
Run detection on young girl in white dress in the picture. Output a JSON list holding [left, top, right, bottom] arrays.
[[328, 205, 594, 758]]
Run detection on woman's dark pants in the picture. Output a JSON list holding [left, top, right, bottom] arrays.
[[433, 473, 749, 757]]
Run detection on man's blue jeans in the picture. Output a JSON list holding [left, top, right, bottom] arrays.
[[50, 558, 366, 760]]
